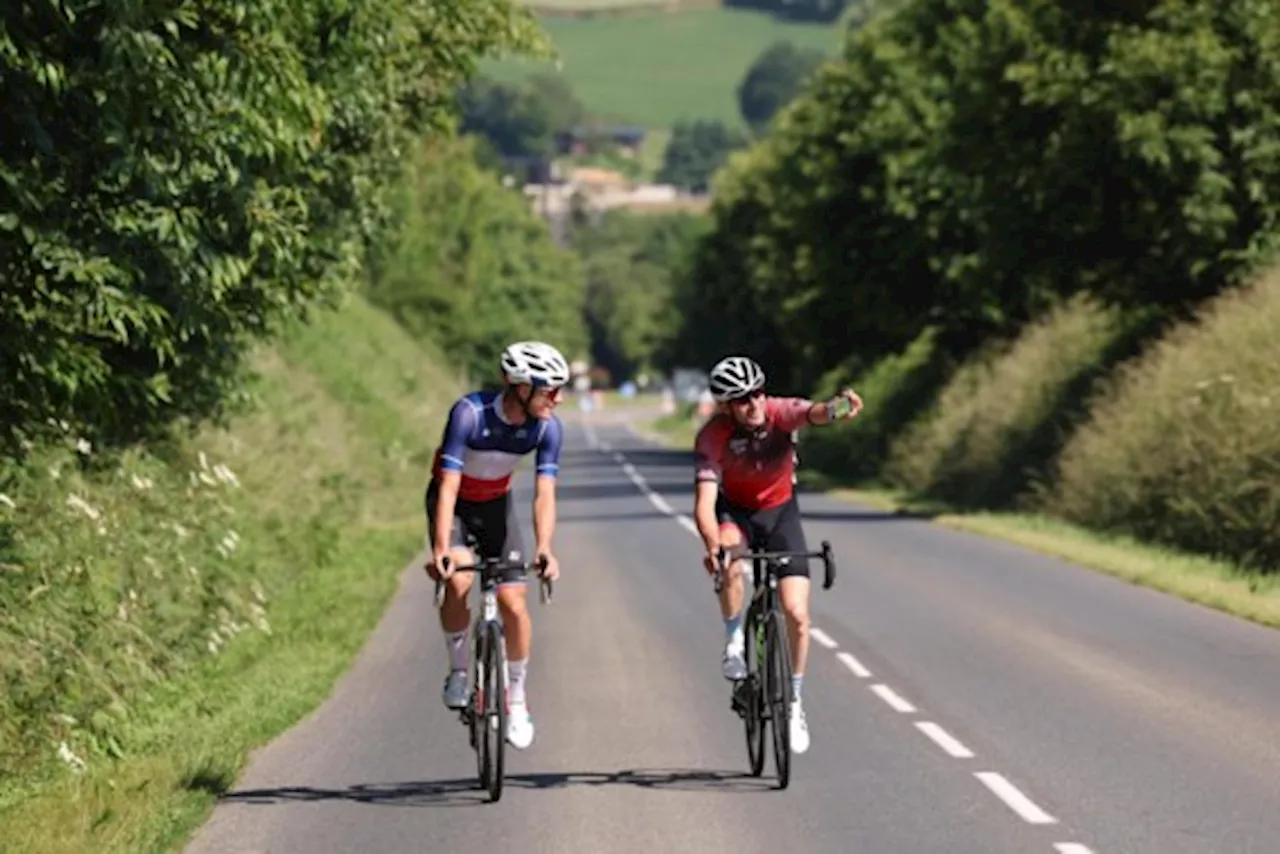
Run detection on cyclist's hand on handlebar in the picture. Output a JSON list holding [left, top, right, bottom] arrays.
[[537, 550, 560, 581], [426, 550, 453, 581], [703, 548, 724, 575]]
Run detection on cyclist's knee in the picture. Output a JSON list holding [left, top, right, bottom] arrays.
[[780, 578, 811, 626], [496, 585, 529, 620]]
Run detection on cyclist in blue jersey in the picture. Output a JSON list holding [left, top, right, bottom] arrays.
[[423, 340, 571, 750]]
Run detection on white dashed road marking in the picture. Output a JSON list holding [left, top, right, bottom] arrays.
[[809, 627, 838, 649], [588, 420, 1097, 852], [870, 683, 917, 714], [915, 721, 974, 759], [975, 772, 1058, 825], [836, 651, 871, 678]]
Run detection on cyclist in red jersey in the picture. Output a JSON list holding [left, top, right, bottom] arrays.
[[692, 355, 862, 755]]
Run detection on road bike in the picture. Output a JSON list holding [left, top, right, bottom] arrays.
[[715, 539, 836, 790], [433, 544, 553, 803]]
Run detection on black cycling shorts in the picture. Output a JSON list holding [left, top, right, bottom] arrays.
[[425, 478, 527, 585], [716, 493, 810, 579]]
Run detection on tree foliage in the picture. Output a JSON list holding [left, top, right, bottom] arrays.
[[663, 0, 1280, 392], [458, 72, 586, 159], [571, 210, 708, 382], [737, 40, 828, 135], [0, 0, 545, 453], [365, 137, 588, 387], [657, 120, 750, 193]]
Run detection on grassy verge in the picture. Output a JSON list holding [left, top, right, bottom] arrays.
[[0, 296, 456, 852], [633, 411, 1280, 630]]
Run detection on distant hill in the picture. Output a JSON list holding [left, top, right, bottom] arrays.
[[487, 6, 850, 129]]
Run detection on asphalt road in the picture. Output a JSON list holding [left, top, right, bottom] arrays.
[[186, 411, 1280, 854]]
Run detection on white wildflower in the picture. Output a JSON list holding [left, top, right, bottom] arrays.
[[212, 464, 240, 487], [172, 522, 189, 539], [66, 494, 101, 521], [75, 437, 92, 455], [198, 471, 218, 487], [198, 451, 210, 471], [0, 493, 15, 509], [130, 473, 154, 491], [57, 741, 86, 773]]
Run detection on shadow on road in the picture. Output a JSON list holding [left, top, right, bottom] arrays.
[[216, 768, 773, 808], [800, 508, 937, 522]]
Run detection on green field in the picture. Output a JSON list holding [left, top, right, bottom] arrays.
[[488, 8, 847, 128]]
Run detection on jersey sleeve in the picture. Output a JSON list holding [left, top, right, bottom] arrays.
[[769, 396, 816, 433], [693, 419, 724, 483], [437, 398, 477, 473], [534, 415, 563, 478]]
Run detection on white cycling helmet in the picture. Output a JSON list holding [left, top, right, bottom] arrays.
[[501, 340, 571, 388], [708, 355, 765, 402]]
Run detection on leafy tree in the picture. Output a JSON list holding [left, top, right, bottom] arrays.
[[571, 211, 708, 381], [366, 137, 588, 386], [724, 0, 853, 25], [457, 72, 585, 159], [662, 0, 1280, 392], [0, 0, 547, 453], [657, 120, 750, 193], [737, 41, 828, 134]]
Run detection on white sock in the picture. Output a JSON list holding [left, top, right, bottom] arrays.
[[444, 630, 467, 672], [508, 658, 528, 705]]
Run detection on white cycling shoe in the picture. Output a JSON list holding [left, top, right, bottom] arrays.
[[507, 700, 535, 749], [790, 698, 811, 754], [722, 638, 747, 681], [442, 669, 468, 709]]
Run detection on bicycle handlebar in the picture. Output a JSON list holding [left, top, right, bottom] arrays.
[[713, 540, 836, 593], [432, 553, 553, 608]]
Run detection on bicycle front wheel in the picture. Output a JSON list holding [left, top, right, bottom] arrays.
[[743, 607, 766, 777], [765, 608, 792, 789], [481, 619, 508, 802]]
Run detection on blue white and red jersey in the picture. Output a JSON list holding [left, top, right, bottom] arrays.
[[430, 390, 563, 502]]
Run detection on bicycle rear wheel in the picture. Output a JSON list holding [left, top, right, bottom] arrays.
[[481, 620, 508, 802], [765, 608, 792, 789], [742, 607, 766, 777]]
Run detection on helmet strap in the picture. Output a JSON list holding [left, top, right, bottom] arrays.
[[505, 383, 535, 422]]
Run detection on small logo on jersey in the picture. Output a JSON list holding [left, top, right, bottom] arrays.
[[515, 429, 526, 438], [729, 437, 749, 455], [508, 550, 521, 561]]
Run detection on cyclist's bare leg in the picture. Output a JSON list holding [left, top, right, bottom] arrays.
[[717, 521, 746, 619], [496, 583, 531, 663], [779, 575, 811, 692], [717, 522, 750, 680], [437, 546, 477, 634], [497, 582, 536, 748], [437, 545, 477, 708]]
